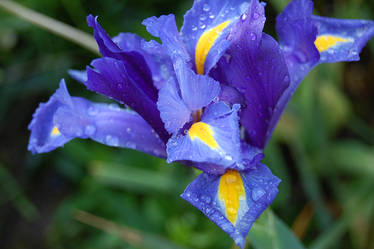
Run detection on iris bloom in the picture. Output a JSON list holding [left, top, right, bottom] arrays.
[[28, 0, 374, 247]]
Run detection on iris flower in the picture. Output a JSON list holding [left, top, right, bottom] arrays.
[[28, 0, 374, 247]]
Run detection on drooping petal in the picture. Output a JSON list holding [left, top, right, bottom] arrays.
[[312, 15, 374, 63], [211, 33, 290, 149], [181, 164, 280, 249], [142, 14, 191, 67], [28, 80, 166, 158], [113, 33, 175, 89], [86, 57, 169, 142], [181, 0, 264, 74], [166, 103, 242, 168]]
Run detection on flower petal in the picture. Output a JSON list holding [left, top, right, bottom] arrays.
[[181, 164, 280, 249], [142, 14, 191, 67], [113, 33, 175, 89], [211, 33, 290, 149], [68, 69, 87, 84], [311, 15, 374, 63], [166, 103, 242, 168], [86, 57, 169, 142], [181, 0, 261, 74], [28, 80, 166, 158]]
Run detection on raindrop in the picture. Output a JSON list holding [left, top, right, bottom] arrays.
[[253, 12, 260, 20], [200, 24, 207, 29], [201, 195, 211, 204], [249, 32, 257, 41], [203, 3, 210, 12], [88, 106, 98, 116], [200, 15, 207, 21], [241, 13, 247, 21], [106, 135, 119, 146], [209, 14, 215, 19], [85, 125, 96, 136], [126, 127, 131, 133], [192, 25, 198, 31], [251, 188, 265, 201]]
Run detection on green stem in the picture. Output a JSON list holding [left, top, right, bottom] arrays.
[[0, 0, 99, 55]]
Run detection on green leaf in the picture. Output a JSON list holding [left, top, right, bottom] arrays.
[[249, 210, 306, 249]]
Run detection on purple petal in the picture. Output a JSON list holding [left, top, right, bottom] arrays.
[[157, 77, 192, 134], [68, 69, 87, 84], [166, 103, 242, 168], [312, 15, 374, 63], [181, 0, 261, 74], [28, 80, 166, 158], [211, 33, 290, 149], [113, 33, 175, 89], [142, 14, 191, 67], [175, 59, 221, 111], [181, 164, 280, 249], [86, 57, 169, 142]]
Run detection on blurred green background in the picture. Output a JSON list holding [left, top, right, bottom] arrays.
[[0, 0, 373, 248]]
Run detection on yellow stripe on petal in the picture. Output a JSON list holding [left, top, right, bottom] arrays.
[[314, 35, 351, 52], [51, 126, 61, 136], [188, 122, 218, 149], [218, 170, 245, 225], [195, 21, 231, 75]]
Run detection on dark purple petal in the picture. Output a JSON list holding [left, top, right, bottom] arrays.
[[86, 57, 169, 142], [211, 33, 290, 149], [113, 33, 175, 89], [181, 164, 280, 249], [28, 80, 166, 157]]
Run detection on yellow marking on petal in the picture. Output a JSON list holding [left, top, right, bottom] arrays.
[[314, 35, 351, 52], [218, 170, 245, 225], [188, 122, 218, 149], [51, 126, 60, 136], [195, 21, 231, 75]]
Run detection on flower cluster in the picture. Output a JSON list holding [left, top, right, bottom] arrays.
[[28, 0, 374, 247]]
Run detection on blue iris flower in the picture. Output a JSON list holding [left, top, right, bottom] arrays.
[[28, 0, 374, 247]]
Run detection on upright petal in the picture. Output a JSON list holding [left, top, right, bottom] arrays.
[[211, 33, 290, 148], [312, 15, 374, 63], [113, 33, 175, 89], [157, 59, 220, 134], [28, 80, 166, 158], [181, 0, 264, 74], [166, 103, 242, 168], [181, 164, 280, 249], [86, 57, 169, 142], [142, 14, 191, 67]]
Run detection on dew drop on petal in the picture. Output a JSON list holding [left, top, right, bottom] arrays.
[[253, 12, 260, 20], [200, 24, 207, 29], [251, 188, 266, 201], [85, 125, 96, 136], [203, 3, 210, 12], [249, 32, 257, 41], [88, 106, 98, 116], [106, 135, 119, 146]]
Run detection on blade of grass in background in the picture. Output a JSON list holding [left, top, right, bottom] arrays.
[[0, 0, 99, 54]]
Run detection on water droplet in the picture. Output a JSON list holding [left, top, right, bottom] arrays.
[[253, 12, 260, 20], [88, 106, 98, 116], [109, 103, 120, 110], [241, 13, 247, 21], [85, 125, 96, 136], [106, 135, 119, 146], [200, 15, 207, 21], [126, 127, 131, 133], [117, 83, 123, 90], [192, 25, 198, 31], [209, 14, 215, 19], [224, 155, 233, 161], [213, 96, 219, 103], [203, 3, 210, 12], [251, 188, 265, 201], [249, 32, 257, 41], [201, 195, 211, 204], [200, 24, 206, 29]]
